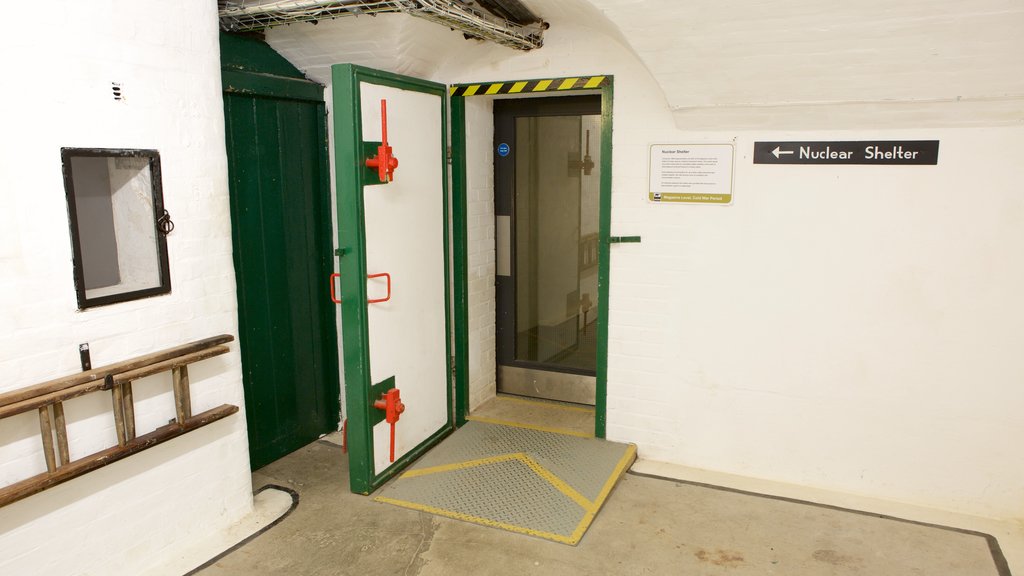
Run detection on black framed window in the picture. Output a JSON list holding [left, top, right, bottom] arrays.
[[61, 148, 172, 309]]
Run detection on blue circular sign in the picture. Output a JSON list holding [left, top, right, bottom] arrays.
[[497, 143, 510, 157]]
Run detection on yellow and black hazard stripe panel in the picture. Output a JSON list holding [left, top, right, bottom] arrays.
[[449, 75, 608, 97]]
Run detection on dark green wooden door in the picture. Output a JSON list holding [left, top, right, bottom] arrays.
[[221, 34, 340, 470]]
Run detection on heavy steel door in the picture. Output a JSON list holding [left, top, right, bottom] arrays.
[[333, 65, 452, 494]]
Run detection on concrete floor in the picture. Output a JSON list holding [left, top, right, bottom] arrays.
[[197, 438, 1007, 576]]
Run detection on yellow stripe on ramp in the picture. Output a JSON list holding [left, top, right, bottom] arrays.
[[497, 395, 596, 414], [584, 76, 606, 89], [558, 78, 579, 90], [485, 83, 504, 95], [373, 421, 635, 546], [533, 79, 553, 92], [509, 81, 529, 93], [374, 496, 578, 544], [463, 84, 481, 96], [399, 453, 522, 479], [467, 415, 594, 438], [518, 454, 595, 511]]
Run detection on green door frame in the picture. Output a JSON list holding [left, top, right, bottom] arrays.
[[332, 64, 454, 494], [450, 76, 614, 437]]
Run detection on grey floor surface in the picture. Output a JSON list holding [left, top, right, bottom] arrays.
[[196, 439, 1006, 576], [375, 420, 634, 544]]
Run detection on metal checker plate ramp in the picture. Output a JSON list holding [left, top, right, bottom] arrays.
[[374, 420, 636, 545]]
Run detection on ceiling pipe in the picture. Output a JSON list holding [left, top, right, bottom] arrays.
[[218, 0, 545, 50]]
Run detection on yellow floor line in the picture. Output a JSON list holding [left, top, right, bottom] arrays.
[[399, 453, 523, 479], [592, 444, 638, 509], [517, 454, 595, 511], [375, 425, 637, 546], [496, 394, 596, 414], [400, 452, 595, 512], [567, 444, 638, 543], [466, 416, 594, 438], [374, 496, 577, 545]]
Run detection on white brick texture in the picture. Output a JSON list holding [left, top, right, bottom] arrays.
[[0, 2, 253, 574]]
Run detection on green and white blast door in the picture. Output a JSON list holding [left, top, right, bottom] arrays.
[[333, 64, 452, 494]]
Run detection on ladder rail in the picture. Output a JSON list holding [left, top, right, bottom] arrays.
[[0, 335, 238, 508]]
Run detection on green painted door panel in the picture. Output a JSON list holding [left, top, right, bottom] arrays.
[[223, 87, 340, 470]]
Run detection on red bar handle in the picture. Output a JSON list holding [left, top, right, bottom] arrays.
[[331, 272, 391, 304], [330, 273, 341, 304], [367, 272, 391, 304]]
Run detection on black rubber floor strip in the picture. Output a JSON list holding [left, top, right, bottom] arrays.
[[183, 484, 300, 575], [626, 469, 1011, 576]]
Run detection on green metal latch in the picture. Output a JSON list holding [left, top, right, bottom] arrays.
[[609, 236, 641, 244]]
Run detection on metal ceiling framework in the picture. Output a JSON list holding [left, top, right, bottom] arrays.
[[218, 0, 546, 50]]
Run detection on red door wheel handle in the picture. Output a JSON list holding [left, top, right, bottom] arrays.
[[365, 99, 399, 183], [373, 388, 405, 462]]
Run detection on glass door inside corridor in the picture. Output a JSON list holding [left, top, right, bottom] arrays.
[[494, 95, 601, 405]]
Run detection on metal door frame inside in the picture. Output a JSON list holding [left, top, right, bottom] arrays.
[[332, 64, 454, 494], [450, 76, 614, 438]]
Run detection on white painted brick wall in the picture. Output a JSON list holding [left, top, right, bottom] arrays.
[[464, 98, 498, 410], [266, 0, 1024, 520], [0, 1, 253, 574]]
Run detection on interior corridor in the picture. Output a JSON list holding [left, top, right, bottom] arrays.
[[195, 437, 1008, 576]]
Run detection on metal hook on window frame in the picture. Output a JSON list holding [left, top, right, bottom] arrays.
[[157, 209, 175, 236]]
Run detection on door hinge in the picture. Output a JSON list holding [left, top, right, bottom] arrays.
[[446, 146, 452, 164], [450, 356, 457, 377]]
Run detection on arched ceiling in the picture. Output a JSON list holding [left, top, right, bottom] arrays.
[[585, 0, 1024, 113], [266, 0, 642, 86], [266, 0, 1024, 127]]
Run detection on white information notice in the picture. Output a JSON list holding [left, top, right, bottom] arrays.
[[648, 144, 734, 204]]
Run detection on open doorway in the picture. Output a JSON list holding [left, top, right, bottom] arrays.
[[450, 76, 613, 438], [494, 95, 602, 407]]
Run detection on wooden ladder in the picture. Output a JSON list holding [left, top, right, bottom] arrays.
[[0, 335, 238, 508]]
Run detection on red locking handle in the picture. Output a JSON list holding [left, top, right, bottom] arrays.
[[373, 388, 405, 462], [366, 272, 391, 304], [330, 273, 342, 304], [330, 272, 391, 304], [365, 99, 399, 183]]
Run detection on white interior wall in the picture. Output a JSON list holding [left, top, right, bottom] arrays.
[[267, 0, 1024, 520], [0, 2, 253, 574], [464, 98, 498, 409]]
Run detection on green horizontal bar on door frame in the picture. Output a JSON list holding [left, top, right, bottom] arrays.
[[222, 69, 325, 102], [449, 75, 609, 97]]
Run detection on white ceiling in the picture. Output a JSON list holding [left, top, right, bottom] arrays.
[[266, 0, 1024, 128]]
